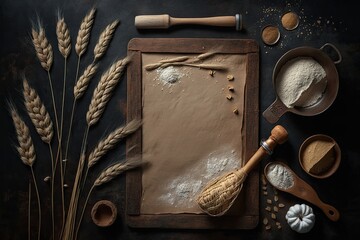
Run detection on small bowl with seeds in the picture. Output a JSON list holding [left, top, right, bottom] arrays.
[[261, 25, 280, 45]]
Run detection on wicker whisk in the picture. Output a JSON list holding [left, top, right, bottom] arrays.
[[196, 125, 288, 216]]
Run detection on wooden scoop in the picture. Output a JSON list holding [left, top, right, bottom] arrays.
[[264, 161, 340, 221], [196, 125, 288, 216]]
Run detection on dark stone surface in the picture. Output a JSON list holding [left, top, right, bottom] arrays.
[[0, 0, 359, 239]]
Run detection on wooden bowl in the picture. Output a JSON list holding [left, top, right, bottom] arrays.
[[91, 200, 117, 227], [299, 134, 341, 179]]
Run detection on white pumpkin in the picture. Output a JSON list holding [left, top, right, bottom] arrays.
[[285, 203, 315, 233]]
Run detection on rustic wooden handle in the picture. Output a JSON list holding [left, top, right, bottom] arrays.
[[291, 174, 340, 221], [242, 125, 288, 174], [171, 16, 236, 27], [135, 14, 242, 30]]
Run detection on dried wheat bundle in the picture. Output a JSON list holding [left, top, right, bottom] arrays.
[[23, 79, 53, 144], [75, 8, 96, 57], [73, 63, 98, 100], [94, 19, 119, 60], [31, 25, 53, 71], [196, 169, 246, 216], [86, 56, 131, 127], [88, 119, 141, 168], [56, 15, 71, 58]]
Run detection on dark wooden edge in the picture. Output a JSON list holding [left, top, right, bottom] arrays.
[[126, 50, 142, 215], [128, 38, 259, 54], [126, 38, 259, 229]]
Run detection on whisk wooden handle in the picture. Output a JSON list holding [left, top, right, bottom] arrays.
[[242, 125, 288, 174]]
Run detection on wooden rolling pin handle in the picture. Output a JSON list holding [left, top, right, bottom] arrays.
[[171, 16, 236, 27], [135, 14, 243, 31], [242, 125, 288, 174]]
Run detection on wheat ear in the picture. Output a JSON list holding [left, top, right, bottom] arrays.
[[56, 15, 71, 58], [73, 63, 98, 99], [31, 25, 53, 71], [88, 119, 141, 168], [93, 19, 119, 60], [23, 78, 53, 144], [10, 107, 36, 166], [31, 22, 59, 143], [86, 56, 131, 127], [94, 157, 144, 186], [75, 8, 96, 57], [10, 106, 41, 240]]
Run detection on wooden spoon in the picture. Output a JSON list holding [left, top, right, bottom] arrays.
[[264, 161, 340, 221]]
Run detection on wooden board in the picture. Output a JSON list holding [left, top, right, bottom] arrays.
[[126, 38, 259, 229]]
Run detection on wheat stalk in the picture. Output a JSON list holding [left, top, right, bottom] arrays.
[[75, 8, 96, 57], [28, 181, 31, 240], [56, 13, 71, 236], [22, 78, 57, 238], [62, 153, 85, 240], [10, 106, 41, 240], [94, 19, 119, 60], [56, 15, 71, 58], [88, 119, 141, 168], [31, 25, 53, 71], [63, 62, 98, 180], [86, 56, 131, 127], [23, 78, 53, 144]]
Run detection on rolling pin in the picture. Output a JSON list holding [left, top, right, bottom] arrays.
[[135, 14, 243, 31]]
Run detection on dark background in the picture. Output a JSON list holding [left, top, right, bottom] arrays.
[[1, 0, 359, 239]]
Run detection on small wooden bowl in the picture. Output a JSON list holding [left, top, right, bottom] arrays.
[[299, 134, 341, 179], [91, 200, 117, 227], [261, 25, 280, 45]]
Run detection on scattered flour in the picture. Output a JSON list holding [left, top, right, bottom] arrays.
[[157, 66, 184, 84], [276, 57, 327, 108], [158, 146, 241, 209]]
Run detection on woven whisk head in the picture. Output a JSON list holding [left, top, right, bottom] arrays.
[[196, 168, 247, 216]]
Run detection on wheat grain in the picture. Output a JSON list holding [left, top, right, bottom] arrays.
[[56, 16, 71, 58], [94, 157, 143, 186], [86, 56, 131, 127], [88, 119, 141, 168], [31, 25, 53, 71], [74, 63, 98, 100], [94, 19, 119, 60], [75, 8, 96, 57], [10, 107, 36, 167], [23, 79, 53, 144]]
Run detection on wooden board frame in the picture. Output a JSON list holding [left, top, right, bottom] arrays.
[[126, 38, 259, 229]]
